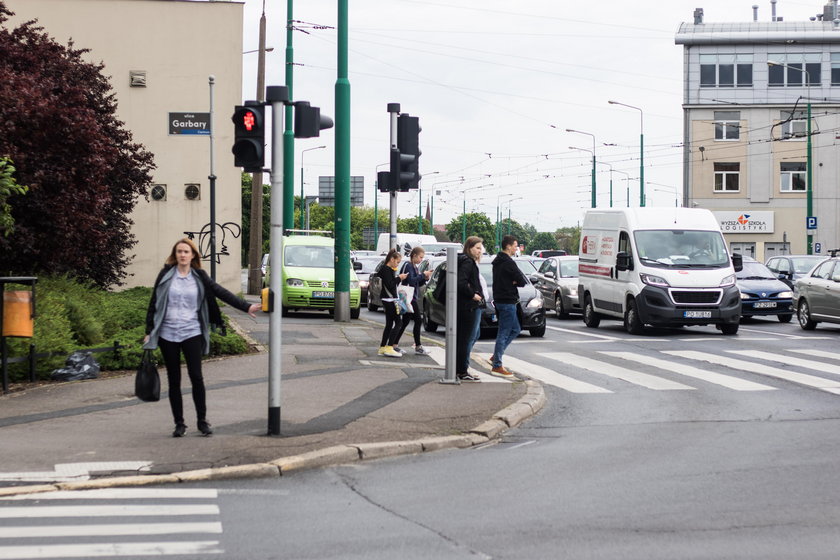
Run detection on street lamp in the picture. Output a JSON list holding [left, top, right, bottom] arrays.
[[243, 47, 275, 54], [611, 169, 631, 207], [647, 181, 680, 207], [608, 100, 645, 207], [567, 129, 597, 208], [501, 196, 523, 236], [299, 145, 326, 229], [768, 60, 813, 255], [569, 145, 595, 208], [596, 161, 615, 208], [374, 161, 389, 247], [461, 183, 493, 244]]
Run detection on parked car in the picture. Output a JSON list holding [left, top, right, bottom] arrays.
[[532, 255, 581, 319], [421, 242, 463, 256], [736, 257, 794, 322], [531, 249, 567, 258], [421, 260, 546, 337], [352, 255, 382, 305], [793, 255, 840, 330], [369, 254, 448, 311], [765, 254, 826, 289]]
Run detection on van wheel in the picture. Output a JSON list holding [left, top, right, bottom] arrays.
[[798, 300, 817, 330], [720, 323, 739, 335], [583, 295, 600, 328], [423, 301, 439, 332], [624, 299, 644, 335], [529, 324, 546, 337], [555, 294, 569, 319]]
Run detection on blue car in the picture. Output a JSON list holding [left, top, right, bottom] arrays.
[[736, 258, 794, 322]]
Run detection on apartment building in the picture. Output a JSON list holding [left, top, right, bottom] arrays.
[[5, 0, 244, 289], [676, 2, 840, 260]]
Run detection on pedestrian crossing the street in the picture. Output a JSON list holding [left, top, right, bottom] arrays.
[[498, 347, 840, 397], [0, 488, 224, 559]]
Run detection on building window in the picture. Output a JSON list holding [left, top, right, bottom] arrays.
[[714, 111, 740, 141], [714, 162, 740, 192], [150, 184, 166, 201], [768, 53, 821, 86], [780, 162, 806, 192], [780, 110, 807, 140], [184, 184, 200, 200], [831, 53, 840, 85], [700, 54, 753, 87]]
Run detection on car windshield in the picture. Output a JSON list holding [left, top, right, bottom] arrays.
[[423, 243, 462, 255], [634, 230, 729, 268], [515, 260, 537, 274], [736, 261, 776, 280], [559, 258, 579, 277], [791, 256, 825, 273], [284, 245, 333, 268], [355, 257, 381, 273]]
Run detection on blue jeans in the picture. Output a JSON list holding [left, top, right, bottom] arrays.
[[492, 303, 521, 368], [467, 307, 483, 349]]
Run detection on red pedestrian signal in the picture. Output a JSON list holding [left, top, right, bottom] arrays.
[[231, 104, 265, 172]]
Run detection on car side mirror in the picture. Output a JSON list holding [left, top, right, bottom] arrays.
[[353, 261, 362, 271], [731, 253, 743, 272], [616, 251, 632, 272], [528, 274, 538, 283], [544, 271, 555, 279]]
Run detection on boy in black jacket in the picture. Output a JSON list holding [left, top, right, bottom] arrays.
[[490, 235, 528, 376]]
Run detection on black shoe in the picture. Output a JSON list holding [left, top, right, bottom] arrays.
[[172, 423, 187, 438], [457, 373, 481, 383], [197, 420, 213, 436]]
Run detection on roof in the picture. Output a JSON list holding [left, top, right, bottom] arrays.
[[675, 21, 840, 45]]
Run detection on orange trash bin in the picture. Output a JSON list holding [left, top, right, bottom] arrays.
[[2, 290, 34, 338]]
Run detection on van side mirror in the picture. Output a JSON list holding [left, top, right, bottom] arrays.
[[353, 260, 362, 271], [616, 251, 632, 272], [731, 253, 743, 272]]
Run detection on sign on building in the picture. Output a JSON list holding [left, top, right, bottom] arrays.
[[169, 112, 211, 135], [714, 211, 774, 234], [318, 176, 364, 207]]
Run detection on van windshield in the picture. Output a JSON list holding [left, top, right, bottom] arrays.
[[634, 230, 729, 268], [284, 245, 334, 268]]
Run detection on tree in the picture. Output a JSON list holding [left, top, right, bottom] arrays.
[[396, 216, 431, 236], [531, 232, 558, 250], [445, 213, 495, 250], [240, 172, 270, 266], [0, 157, 27, 237], [556, 226, 581, 254], [0, 4, 155, 286]]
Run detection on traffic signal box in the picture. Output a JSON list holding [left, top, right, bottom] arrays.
[[390, 114, 421, 192], [231, 104, 265, 172], [294, 101, 334, 139]]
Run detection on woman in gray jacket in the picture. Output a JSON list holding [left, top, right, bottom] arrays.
[[144, 238, 260, 437]]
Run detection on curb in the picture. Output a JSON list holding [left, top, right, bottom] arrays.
[[0, 380, 545, 497]]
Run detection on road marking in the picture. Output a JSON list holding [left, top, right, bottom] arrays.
[[0, 541, 222, 558], [0, 504, 219, 518], [501, 355, 612, 393], [602, 352, 776, 391], [0, 462, 152, 483], [424, 346, 509, 383], [665, 350, 840, 393], [539, 352, 695, 391], [790, 348, 840, 361], [545, 325, 618, 340], [1, 488, 218, 501], [360, 359, 443, 369], [737, 327, 832, 340], [0, 522, 223, 538], [730, 350, 840, 377]]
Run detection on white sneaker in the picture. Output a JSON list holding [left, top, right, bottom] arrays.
[[382, 346, 402, 358], [414, 345, 427, 355], [392, 346, 405, 355]]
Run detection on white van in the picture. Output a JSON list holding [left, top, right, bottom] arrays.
[[578, 207, 743, 335], [376, 233, 438, 256]]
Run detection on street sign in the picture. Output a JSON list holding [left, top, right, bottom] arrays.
[[169, 112, 211, 135], [807, 216, 818, 229], [815, 242, 822, 253]]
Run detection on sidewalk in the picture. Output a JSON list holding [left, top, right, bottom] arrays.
[[0, 302, 544, 496]]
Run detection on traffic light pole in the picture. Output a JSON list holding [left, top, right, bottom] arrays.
[[266, 85, 289, 436], [208, 75, 217, 280], [388, 103, 400, 252]]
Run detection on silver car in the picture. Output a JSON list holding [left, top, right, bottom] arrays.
[[532, 256, 580, 319], [793, 256, 840, 330]]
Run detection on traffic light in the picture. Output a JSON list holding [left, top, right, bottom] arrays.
[[394, 114, 421, 191], [231, 103, 265, 172], [294, 102, 334, 139], [377, 171, 392, 193]]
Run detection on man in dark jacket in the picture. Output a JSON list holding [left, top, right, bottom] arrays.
[[491, 235, 528, 377]]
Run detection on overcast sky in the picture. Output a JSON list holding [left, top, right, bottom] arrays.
[[240, 0, 826, 232]]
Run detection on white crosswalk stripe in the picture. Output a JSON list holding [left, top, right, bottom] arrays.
[[665, 350, 840, 394], [0, 488, 224, 558], [539, 352, 695, 391], [502, 355, 612, 393], [425, 347, 510, 383], [729, 350, 840, 377]]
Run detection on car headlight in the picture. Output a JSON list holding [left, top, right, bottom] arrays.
[[740, 292, 750, 300], [568, 287, 578, 297], [640, 273, 670, 287], [350, 281, 359, 289], [359, 280, 369, 288], [526, 297, 543, 309], [719, 274, 736, 288], [286, 278, 304, 287], [778, 290, 793, 299]]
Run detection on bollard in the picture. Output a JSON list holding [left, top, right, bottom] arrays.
[[440, 247, 459, 384]]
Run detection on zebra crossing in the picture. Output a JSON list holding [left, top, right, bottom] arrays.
[[0, 488, 223, 559], [505, 347, 840, 396]]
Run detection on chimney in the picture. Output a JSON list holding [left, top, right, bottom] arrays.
[[694, 7, 704, 24], [753, 4, 759, 20], [825, 2, 834, 21], [771, 0, 777, 21]]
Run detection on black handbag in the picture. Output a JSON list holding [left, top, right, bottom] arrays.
[[134, 350, 160, 402]]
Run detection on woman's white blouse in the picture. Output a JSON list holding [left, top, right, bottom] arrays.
[[160, 272, 202, 342]]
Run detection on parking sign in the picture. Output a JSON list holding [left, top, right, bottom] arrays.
[[807, 216, 818, 229]]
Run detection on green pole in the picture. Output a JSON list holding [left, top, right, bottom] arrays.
[[591, 155, 597, 208], [299, 165, 304, 230], [639, 132, 645, 207], [430, 196, 434, 235], [283, 0, 295, 230], [462, 196, 466, 244], [609, 175, 613, 208], [334, 0, 351, 320], [507, 207, 511, 235], [807, 99, 813, 255], [418, 189, 422, 234]]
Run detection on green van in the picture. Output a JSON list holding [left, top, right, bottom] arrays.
[[267, 234, 361, 318]]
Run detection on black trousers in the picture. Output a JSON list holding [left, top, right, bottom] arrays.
[[395, 308, 422, 346], [159, 335, 206, 425], [380, 301, 403, 347], [456, 305, 480, 374]]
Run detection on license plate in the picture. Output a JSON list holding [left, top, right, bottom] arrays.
[[684, 310, 712, 318], [312, 291, 333, 298], [753, 301, 777, 309]]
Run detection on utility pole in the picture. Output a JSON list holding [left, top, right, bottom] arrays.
[[283, 0, 296, 231], [334, 0, 351, 321], [247, 6, 267, 295]]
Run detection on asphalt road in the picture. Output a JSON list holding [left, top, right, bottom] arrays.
[[5, 310, 840, 559]]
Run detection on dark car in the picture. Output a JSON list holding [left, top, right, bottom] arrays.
[[532, 255, 581, 319], [366, 259, 387, 311], [421, 260, 546, 337], [736, 258, 794, 322], [352, 255, 382, 305], [793, 255, 840, 330], [765, 254, 826, 289]]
